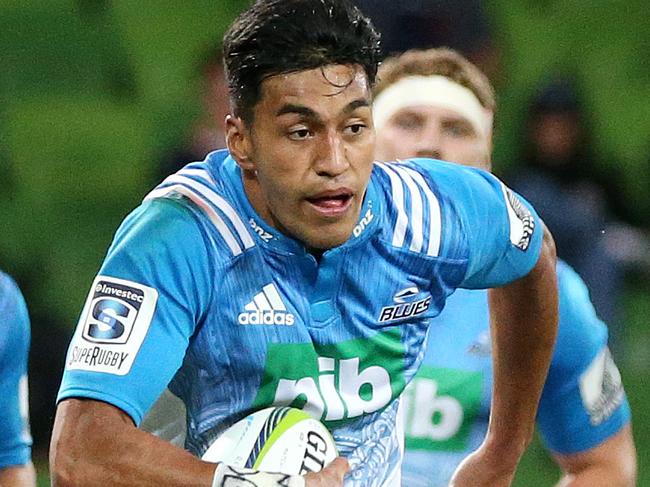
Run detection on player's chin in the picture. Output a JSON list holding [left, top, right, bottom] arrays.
[[299, 220, 356, 251]]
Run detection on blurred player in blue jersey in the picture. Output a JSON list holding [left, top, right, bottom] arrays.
[[49, 1, 560, 486], [0, 271, 36, 487], [373, 47, 637, 487]]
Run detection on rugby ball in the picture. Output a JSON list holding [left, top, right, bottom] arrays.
[[201, 406, 338, 475]]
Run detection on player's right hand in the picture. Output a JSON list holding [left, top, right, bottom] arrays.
[[304, 457, 349, 486]]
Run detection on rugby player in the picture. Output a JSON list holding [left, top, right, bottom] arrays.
[[50, 1, 559, 486], [373, 47, 637, 487], [0, 270, 36, 487]]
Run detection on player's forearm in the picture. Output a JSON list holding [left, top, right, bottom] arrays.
[[0, 462, 37, 487], [485, 228, 558, 465], [554, 426, 637, 487], [50, 399, 216, 487]]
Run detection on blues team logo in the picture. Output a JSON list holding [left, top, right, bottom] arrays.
[[378, 286, 431, 323], [67, 275, 158, 376]]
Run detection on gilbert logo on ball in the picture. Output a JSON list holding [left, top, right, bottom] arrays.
[[201, 407, 338, 475]]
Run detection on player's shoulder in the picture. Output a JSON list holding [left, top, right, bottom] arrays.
[[0, 270, 29, 353], [0, 269, 19, 302], [0, 270, 27, 320], [375, 157, 491, 188], [130, 150, 256, 261], [371, 158, 504, 258]]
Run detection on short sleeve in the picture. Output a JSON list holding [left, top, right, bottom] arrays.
[[0, 273, 32, 468], [408, 159, 544, 289], [536, 262, 631, 454], [57, 198, 214, 425]]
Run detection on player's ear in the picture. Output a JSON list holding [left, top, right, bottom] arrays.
[[226, 115, 255, 171]]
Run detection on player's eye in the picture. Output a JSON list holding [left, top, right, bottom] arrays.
[[288, 127, 312, 140], [392, 114, 423, 131], [443, 121, 474, 138], [344, 123, 366, 136]]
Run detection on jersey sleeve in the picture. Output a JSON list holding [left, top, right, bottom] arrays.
[[57, 198, 215, 425], [536, 261, 631, 454], [0, 273, 32, 468], [409, 159, 544, 288]]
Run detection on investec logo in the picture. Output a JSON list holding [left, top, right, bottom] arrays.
[[273, 356, 392, 422], [238, 283, 295, 326]]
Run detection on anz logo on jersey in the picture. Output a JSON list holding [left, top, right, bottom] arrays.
[[248, 217, 273, 242], [352, 206, 374, 238]]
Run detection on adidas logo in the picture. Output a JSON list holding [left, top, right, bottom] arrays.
[[238, 284, 295, 326]]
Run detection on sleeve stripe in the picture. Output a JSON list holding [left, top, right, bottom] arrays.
[[176, 167, 215, 184], [392, 165, 424, 253], [376, 162, 409, 247], [401, 166, 442, 257], [145, 184, 244, 256], [376, 162, 442, 257], [159, 175, 255, 250]]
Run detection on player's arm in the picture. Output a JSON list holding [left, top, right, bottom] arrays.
[[50, 199, 348, 487], [489, 224, 558, 463], [552, 425, 636, 487], [534, 262, 637, 487], [430, 164, 559, 486], [451, 225, 558, 486], [0, 274, 36, 487], [51, 398, 217, 486], [536, 262, 636, 487], [51, 399, 348, 487], [0, 463, 36, 487]]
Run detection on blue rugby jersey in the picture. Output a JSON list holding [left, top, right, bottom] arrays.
[[58, 151, 543, 486], [0, 271, 32, 469], [401, 260, 631, 487]]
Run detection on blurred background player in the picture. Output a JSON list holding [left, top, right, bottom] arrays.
[[0, 270, 36, 487], [373, 47, 637, 487], [506, 76, 648, 353]]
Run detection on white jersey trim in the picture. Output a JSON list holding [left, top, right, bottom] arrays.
[[145, 171, 255, 256], [400, 166, 441, 257], [376, 162, 408, 248], [392, 165, 425, 253], [376, 162, 442, 257], [146, 184, 244, 256]]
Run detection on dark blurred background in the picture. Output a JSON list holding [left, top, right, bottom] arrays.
[[0, 1, 647, 485]]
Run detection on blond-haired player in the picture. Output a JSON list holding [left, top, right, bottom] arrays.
[[374, 48, 636, 487]]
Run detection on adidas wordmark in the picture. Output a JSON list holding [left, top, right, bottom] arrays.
[[238, 284, 295, 326]]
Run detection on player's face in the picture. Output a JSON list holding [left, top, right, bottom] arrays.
[[374, 104, 492, 171], [228, 64, 375, 250]]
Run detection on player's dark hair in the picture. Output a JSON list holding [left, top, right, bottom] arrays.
[[223, 0, 381, 122]]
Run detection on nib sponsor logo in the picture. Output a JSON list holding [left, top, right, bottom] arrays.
[[238, 283, 295, 326]]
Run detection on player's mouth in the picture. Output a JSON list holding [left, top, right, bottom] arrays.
[[305, 189, 354, 218]]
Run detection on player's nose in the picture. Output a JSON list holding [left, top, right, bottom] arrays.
[[414, 127, 443, 160], [314, 131, 349, 177]]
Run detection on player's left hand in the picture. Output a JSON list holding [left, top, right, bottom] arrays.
[[448, 444, 518, 487], [304, 457, 349, 487]]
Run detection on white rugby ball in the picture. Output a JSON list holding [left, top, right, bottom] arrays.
[[201, 406, 338, 475]]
